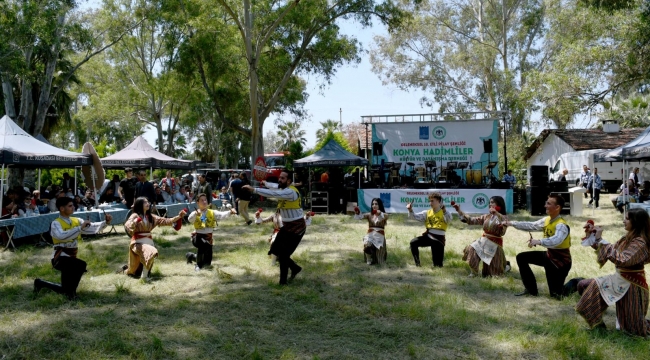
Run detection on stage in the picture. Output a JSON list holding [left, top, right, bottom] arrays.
[[357, 188, 513, 214]]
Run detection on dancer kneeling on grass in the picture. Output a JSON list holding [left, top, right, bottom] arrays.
[[185, 193, 237, 271], [575, 208, 650, 336], [407, 192, 453, 267], [505, 194, 571, 299], [34, 196, 112, 300], [121, 197, 186, 281], [353, 198, 389, 265], [256, 208, 313, 266], [452, 196, 511, 277], [243, 171, 305, 285]]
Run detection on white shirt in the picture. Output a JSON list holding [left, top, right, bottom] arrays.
[[629, 172, 644, 184], [509, 216, 570, 248]]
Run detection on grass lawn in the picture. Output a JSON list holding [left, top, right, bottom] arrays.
[[0, 196, 648, 359]]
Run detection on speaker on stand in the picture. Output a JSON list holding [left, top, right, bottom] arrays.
[[483, 139, 494, 183]]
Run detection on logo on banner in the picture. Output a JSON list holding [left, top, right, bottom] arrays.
[[472, 193, 489, 209], [380, 192, 391, 209], [419, 126, 429, 140], [13, 153, 20, 162], [432, 126, 446, 139]]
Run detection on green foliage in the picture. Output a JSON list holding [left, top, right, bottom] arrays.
[[314, 131, 353, 153], [285, 141, 304, 171]]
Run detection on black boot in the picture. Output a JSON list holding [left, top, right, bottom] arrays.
[[34, 278, 65, 295]]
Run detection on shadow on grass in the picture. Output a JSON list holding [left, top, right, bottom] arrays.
[[0, 214, 647, 359]]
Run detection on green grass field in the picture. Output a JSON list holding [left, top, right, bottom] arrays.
[[0, 197, 647, 359]]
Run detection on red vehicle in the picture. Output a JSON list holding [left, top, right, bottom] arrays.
[[264, 152, 288, 183]]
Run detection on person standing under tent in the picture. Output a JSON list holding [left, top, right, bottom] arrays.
[[629, 167, 644, 188], [119, 168, 138, 208]]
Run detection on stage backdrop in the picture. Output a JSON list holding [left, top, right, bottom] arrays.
[[357, 189, 513, 214], [372, 119, 499, 178]]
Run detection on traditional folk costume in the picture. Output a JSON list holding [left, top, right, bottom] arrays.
[[354, 211, 388, 265], [510, 216, 572, 297], [408, 207, 453, 267], [186, 209, 234, 270], [251, 183, 305, 284], [576, 236, 650, 336], [124, 213, 182, 278], [34, 215, 108, 299], [257, 209, 312, 265], [459, 211, 508, 276]]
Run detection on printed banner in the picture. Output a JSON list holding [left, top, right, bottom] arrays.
[[357, 189, 513, 214], [371, 120, 499, 179]]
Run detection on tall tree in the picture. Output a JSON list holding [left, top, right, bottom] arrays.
[[277, 120, 307, 149], [177, 0, 405, 169], [316, 119, 344, 143], [103, 0, 192, 155], [371, 0, 551, 133], [0, 0, 138, 136]]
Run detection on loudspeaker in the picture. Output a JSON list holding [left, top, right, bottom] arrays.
[[483, 139, 493, 154], [373, 142, 383, 156], [530, 165, 549, 177], [527, 186, 548, 216]]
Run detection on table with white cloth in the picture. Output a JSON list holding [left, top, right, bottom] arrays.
[[629, 202, 650, 215]]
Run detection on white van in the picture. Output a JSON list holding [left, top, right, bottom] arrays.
[[549, 149, 602, 184]]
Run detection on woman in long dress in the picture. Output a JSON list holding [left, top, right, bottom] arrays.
[[122, 197, 186, 280], [575, 208, 650, 336], [354, 198, 388, 265], [453, 196, 509, 277]]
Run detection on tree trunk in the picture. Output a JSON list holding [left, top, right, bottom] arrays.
[[33, 14, 65, 136], [1, 76, 16, 119]]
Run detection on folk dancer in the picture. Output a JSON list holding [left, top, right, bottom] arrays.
[[256, 208, 313, 266], [243, 171, 305, 285], [453, 196, 511, 277], [353, 198, 389, 265], [576, 208, 650, 336], [121, 197, 186, 281], [407, 192, 453, 267], [185, 193, 237, 271], [34, 197, 112, 300], [506, 194, 571, 298]]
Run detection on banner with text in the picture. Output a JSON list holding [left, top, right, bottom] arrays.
[[372, 120, 499, 176], [357, 189, 513, 214]]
